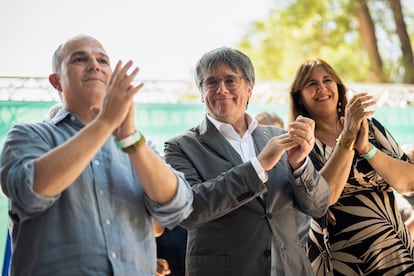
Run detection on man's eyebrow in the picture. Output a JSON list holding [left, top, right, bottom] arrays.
[[69, 51, 87, 59], [69, 51, 109, 59]]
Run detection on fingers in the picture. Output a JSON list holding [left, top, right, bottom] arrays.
[[109, 60, 143, 97], [267, 133, 298, 152], [354, 118, 370, 152], [288, 115, 315, 145], [348, 92, 376, 116], [342, 92, 376, 136], [97, 60, 144, 132], [156, 258, 171, 275], [285, 116, 315, 167], [258, 134, 297, 170], [106, 60, 122, 87], [110, 61, 141, 87], [279, 135, 299, 151], [259, 118, 316, 171], [105, 60, 145, 108]]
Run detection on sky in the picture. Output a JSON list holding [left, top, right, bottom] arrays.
[[0, 0, 271, 81]]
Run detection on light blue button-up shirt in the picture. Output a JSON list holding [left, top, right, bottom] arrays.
[[0, 109, 193, 276]]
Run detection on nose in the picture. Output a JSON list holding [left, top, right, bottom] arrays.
[[87, 59, 101, 71], [216, 79, 228, 93], [316, 82, 324, 92]]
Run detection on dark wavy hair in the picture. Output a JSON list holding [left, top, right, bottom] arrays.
[[288, 58, 348, 122]]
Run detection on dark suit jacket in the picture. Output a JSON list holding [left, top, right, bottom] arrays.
[[156, 226, 187, 276], [164, 116, 329, 276]]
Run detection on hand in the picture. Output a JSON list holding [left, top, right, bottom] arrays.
[[340, 92, 375, 140], [95, 60, 144, 135], [257, 133, 297, 171], [156, 258, 171, 276], [114, 104, 136, 139], [354, 118, 370, 154], [287, 116, 315, 169]]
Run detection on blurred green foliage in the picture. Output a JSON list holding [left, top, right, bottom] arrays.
[[239, 0, 414, 83]]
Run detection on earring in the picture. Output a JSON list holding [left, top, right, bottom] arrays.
[[337, 101, 342, 113]]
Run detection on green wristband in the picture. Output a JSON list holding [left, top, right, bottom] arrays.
[[361, 144, 377, 160], [115, 131, 142, 149]]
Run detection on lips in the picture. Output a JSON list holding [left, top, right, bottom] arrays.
[[84, 75, 105, 83], [315, 95, 331, 101], [215, 96, 233, 101]]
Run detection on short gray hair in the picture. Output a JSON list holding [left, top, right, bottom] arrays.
[[195, 47, 255, 90]]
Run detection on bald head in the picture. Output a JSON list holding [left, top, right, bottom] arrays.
[[51, 35, 106, 74]]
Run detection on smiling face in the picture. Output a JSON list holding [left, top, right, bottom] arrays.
[[49, 36, 112, 121], [201, 62, 252, 126], [299, 66, 339, 120]]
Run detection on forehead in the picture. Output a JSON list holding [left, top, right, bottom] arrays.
[[306, 66, 330, 80], [62, 38, 108, 60], [203, 62, 240, 76], [313, 66, 330, 76]]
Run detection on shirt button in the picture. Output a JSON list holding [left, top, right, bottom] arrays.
[[99, 190, 104, 196], [70, 116, 75, 121], [264, 249, 271, 257], [94, 160, 100, 165], [105, 219, 111, 225], [111, 252, 117, 259]]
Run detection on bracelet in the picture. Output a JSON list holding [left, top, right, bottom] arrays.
[[122, 134, 146, 153], [360, 144, 377, 160], [115, 131, 142, 149], [335, 134, 355, 151]]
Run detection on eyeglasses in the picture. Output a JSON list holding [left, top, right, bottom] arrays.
[[200, 75, 244, 92]]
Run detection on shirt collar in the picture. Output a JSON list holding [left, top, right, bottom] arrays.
[[206, 113, 258, 140], [49, 107, 84, 129]]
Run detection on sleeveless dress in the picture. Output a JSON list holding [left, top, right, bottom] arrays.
[[307, 118, 414, 275]]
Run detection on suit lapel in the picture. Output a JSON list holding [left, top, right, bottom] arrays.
[[252, 125, 274, 206], [198, 116, 244, 166], [198, 117, 272, 210], [252, 125, 272, 152]]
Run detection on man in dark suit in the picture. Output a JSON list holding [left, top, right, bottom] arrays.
[[164, 47, 330, 276]]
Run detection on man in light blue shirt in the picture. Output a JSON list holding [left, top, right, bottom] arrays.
[[0, 35, 193, 276]]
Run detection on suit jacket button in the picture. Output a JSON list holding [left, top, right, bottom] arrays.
[[264, 249, 271, 257], [266, 213, 272, 219]]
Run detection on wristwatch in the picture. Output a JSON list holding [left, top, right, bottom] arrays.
[[122, 133, 146, 153]]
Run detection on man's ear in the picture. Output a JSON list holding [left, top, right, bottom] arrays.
[[49, 73, 62, 92], [246, 82, 253, 98]]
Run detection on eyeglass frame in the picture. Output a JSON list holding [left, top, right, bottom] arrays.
[[199, 75, 245, 92]]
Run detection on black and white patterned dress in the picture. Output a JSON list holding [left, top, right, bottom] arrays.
[[307, 118, 414, 276]]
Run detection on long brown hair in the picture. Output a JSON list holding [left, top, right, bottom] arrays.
[[288, 58, 348, 122]]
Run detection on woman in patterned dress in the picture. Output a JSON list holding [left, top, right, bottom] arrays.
[[288, 58, 414, 275]]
